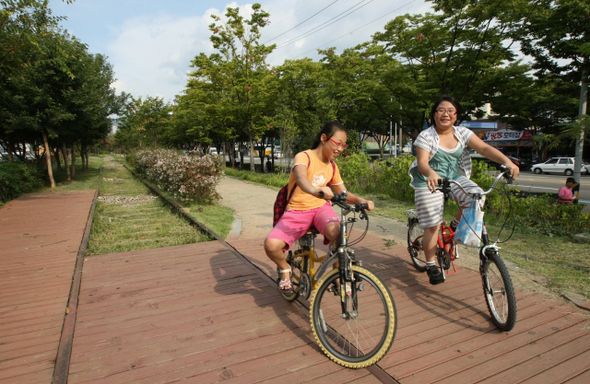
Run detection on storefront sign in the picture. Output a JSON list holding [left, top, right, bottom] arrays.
[[481, 130, 532, 142]]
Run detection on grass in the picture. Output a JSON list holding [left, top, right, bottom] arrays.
[[225, 168, 590, 301], [87, 199, 204, 255], [188, 203, 234, 239], [86, 157, 212, 255], [40, 155, 104, 192]]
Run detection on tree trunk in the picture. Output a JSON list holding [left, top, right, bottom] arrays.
[[62, 144, 71, 182], [55, 146, 61, 170], [43, 130, 56, 189], [70, 145, 76, 179]]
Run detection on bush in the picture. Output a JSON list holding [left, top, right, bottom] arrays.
[[373, 156, 416, 202], [335, 152, 374, 193], [134, 149, 224, 204], [0, 161, 48, 203]]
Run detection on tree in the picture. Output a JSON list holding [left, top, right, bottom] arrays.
[[520, 0, 590, 179], [115, 97, 172, 151], [372, 1, 528, 132], [186, 3, 275, 171]]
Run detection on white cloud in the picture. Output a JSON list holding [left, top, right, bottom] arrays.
[[106, 0, 433, 103], [108, 11, 215, 102]]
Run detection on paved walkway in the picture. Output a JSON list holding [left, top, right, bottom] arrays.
[[1, 181, 589, 383]]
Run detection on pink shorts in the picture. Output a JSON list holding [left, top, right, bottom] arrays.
[[267, 202, 340, 250]]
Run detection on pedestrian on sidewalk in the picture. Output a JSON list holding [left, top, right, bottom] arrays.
[[557, 177, 576, 204], [264, 122, 375, 294]]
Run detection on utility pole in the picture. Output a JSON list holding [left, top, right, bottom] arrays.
[[574, 67, 587, 183], [393, 123, 397, 159], [389, 120, 393, 157]]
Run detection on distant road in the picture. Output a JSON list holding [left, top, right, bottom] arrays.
[[512, 171, 590, 211]]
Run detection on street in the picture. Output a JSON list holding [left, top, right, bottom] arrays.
[[511, 171, 590, 213], [513, 171, 589, 202]]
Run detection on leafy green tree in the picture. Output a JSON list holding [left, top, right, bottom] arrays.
[[372, 2, 528, 132], [519, 0, 590, 177], [186, 3, 275, 171], [115, 96, 172, 151], [262, 58, 325, 156]]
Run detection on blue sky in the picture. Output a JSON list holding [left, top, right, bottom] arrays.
[[49, 0, 431, 103]]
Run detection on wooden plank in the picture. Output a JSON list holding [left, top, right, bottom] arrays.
[[0, 191, 96, 384]]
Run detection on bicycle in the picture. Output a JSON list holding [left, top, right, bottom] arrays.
[[278, 191, 397, 368], [406, 167, 517, 332]]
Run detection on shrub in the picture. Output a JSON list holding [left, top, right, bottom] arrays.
[[373, 156, 416, 202], [0, 161, 47, 203], [335, 152, 374, 193], [134, 149, 224, 204]]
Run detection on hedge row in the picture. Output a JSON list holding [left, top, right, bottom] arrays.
[[0, 162, 47, 204], [133, 149, 224, 204]]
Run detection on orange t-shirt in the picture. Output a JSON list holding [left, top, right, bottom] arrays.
[[286, 150, 344, 211]]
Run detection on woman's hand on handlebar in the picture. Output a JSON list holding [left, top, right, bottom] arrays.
[[316, 187, 334, 200], [426, 171, 442, 193], [362, 200, 374, 211], [505, 162, 519, 179]]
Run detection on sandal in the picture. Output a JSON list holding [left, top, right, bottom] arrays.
[[278, 268, 293, 294]]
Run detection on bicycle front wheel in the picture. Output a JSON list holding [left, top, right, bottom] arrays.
[[407, 218, 427, 272], [309, 266, 397, 368], [481, 251, 517, 331]]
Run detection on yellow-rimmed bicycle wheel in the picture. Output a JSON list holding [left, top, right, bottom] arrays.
[[309, 265, 397, 368]]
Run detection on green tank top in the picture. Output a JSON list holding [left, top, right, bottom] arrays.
[[412, 144, 463, 188]]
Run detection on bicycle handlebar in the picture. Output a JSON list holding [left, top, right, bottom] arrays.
[[319, 191, 368, 213], [438, 166, 513, 197]]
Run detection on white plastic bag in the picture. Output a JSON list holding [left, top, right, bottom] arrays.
[[454, 201, 484, 248]]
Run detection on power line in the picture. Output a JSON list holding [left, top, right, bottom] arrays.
[[263, 0, 341, 45], [275, 0, 374, 49], [291, 0, 417, 60]]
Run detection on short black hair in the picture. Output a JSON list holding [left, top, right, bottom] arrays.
[[430, 94, 462, 124], [566, 177, 575, 184]]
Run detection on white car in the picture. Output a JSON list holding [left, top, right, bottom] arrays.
[[532, 157, 590, 175]]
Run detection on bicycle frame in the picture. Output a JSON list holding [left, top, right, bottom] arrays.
[[438, 169, 513, 274], [315, 195, 365, 280]]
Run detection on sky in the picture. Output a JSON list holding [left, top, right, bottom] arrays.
[[48, 0, 433, 103]]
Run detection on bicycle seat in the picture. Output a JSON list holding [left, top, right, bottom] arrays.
[[306, 226, 319, 235]]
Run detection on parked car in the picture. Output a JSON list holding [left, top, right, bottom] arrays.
[[531, 157, 590, 175]]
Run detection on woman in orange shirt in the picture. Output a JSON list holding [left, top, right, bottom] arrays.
[[264, 122, 374, 294]]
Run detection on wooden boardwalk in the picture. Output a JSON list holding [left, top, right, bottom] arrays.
[[1, 192, 589, 383], [0, 191, 96, 384]]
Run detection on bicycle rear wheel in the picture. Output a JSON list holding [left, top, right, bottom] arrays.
[[407, 218, 427, 272], [481, 251, 517, 331], [309, 266, 397, 368]]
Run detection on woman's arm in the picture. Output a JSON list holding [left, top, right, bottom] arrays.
[[331, 183, 374, 211], [293, 164, 334, 199], [416, 147, 440, 192], [468, 135, 520, 178]]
